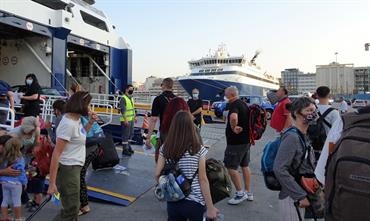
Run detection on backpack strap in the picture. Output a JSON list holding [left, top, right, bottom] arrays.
[[318, 107, 335, 128]]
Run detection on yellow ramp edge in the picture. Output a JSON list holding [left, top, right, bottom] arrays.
[[87, 186, 136, 202]]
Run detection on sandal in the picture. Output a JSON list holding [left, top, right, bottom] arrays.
[[78, 205, 91, 216]]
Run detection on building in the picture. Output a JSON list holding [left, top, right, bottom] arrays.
[[281, 68, 301, 95], [297, 72, 316, 95], [353, 67, 370, 93], [281, 69, 316, 95], [316, 62, 354, 95]]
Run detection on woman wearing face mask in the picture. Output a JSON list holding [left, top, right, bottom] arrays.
[[187, 88, 203, 128], [9, 116, 40, 152], [273, 97, 317, 221], [20, 74, 41, 118]]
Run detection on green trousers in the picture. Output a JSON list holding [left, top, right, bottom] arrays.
[[53, 164, 82, 221]]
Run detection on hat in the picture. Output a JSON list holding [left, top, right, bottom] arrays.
[[21, 117, 39, 134]]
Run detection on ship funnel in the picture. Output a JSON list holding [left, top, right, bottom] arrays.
[[250, 50, 261, 64]]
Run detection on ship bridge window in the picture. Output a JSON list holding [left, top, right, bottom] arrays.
[[80, 11, 108, 32], [199, 70, 204, 73], [31, 0, 67, 10], [205, 69, 210, 72]]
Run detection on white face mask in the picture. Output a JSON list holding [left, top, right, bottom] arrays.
[[192, 93, 199, 99], [224, 96, 229, 103], [26, 79, 33, 85]]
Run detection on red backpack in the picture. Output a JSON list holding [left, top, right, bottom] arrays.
[[33, 135, 54, 176], [248, 104, 267, 145]]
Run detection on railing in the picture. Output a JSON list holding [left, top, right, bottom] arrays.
[[0, 107, 15, 131]]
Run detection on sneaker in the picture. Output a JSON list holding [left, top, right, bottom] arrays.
[[128, 146, 134, 154], [246, 192, 254, 201], [25, 200, 36, 209], [28, 204, 40, 213], [227, 193, 248, 205]]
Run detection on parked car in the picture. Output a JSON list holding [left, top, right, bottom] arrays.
[[352, 99, 368, 108], [212, 95, 276, 120]]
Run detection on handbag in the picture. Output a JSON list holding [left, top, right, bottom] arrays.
[[300, 175, 325, 219]]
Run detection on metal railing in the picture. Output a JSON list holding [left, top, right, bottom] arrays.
[[0, 107, 15, 131]]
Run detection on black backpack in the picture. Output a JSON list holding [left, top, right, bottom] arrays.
[[325, 111, 370, 221], [307, 108, 334, 151], [205, 158, 232, 203]]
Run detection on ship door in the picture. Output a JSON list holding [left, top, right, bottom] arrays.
[[66, 36, 110, 94]]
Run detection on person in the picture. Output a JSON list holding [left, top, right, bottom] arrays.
[[0, 137, 27, 221], [315, 87, 340, 135], [161, 97, 190, 142], [9, 116, 41, 153], [47, 91, 96, 221], [270, 86, 292, 133], [187, 88, 203, 128], [315, 105, 370, 186], [155, 111, 219, 221], [0, 80, 15, 126], [120, 84, 135, 156], [145, 78, 176, 162], [45, 99, 66, 144], [273, 97, 317, 221], [223, 86, 253, 205], [338, 96, 348, 114], [20, 74, 41, 117], [79, 114, 102, 216]]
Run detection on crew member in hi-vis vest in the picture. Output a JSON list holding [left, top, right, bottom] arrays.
[[120, 84, 135, 156]]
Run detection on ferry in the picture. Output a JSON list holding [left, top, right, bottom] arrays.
[[0, 0, 131, 95], [0, 0, 132, 138], [178, 45, 279, 102]]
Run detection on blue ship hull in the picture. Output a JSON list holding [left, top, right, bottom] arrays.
[[178, 78, 269, 102]]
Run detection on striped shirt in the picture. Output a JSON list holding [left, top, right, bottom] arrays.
[[161, 146, 208, 205]]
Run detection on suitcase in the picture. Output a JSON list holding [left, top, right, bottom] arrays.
[[92, 133, 119, 170], [26, 196, 51, 221]]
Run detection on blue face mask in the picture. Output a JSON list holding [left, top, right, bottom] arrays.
[[23, 136, 35, 147]]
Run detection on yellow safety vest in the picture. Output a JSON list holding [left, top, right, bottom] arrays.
[[120, 95, 135, 122]]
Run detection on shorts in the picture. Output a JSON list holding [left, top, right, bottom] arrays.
[[224, 143, 251, 170], [27, 178, 46, 194]]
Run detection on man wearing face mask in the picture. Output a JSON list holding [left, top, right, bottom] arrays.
[[120, 84, 135, 156], [187, 88, 203, 128], [223, 86, 253, 205]]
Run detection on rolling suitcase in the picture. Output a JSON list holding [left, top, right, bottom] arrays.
[[92, 133, 119, 170], [26, 196, 51, 221]]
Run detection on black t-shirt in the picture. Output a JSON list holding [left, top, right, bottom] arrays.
[[187, 98, 203, 125], [151, 91, 176, 131], [226, 99, 250, 145], [23, 83, 41, 117]]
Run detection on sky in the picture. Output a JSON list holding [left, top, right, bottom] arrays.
[[95, 0, 370, 83]]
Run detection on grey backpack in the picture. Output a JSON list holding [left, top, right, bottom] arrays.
[[325, 112, 370, 221]]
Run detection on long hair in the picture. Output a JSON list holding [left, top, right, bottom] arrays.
[[1, 138, 22, 165], [163, 111, 201, 160], [161, 97, 189, 134], [65, 91, 92, 115]]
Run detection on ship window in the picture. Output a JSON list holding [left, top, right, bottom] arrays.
[[199, 70, 204, 73], [80, 11, 108, 32], [205, 69, 210, 72], [31, 0, 67, 10]]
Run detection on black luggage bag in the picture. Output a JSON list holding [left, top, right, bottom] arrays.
[[92, 133, 119, 170]]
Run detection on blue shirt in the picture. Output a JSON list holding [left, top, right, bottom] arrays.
[[0, 157, 28, 185]]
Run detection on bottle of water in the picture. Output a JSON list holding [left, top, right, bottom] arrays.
[[203, 213, 224, 221]]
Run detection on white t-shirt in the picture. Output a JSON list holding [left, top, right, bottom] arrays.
[[56, 116, 86, 166], [316, 104, 341, 134], [314, 118, 343, 185], [339, 100, 348, 113]]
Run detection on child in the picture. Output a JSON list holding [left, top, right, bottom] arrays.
[[0, 138, 27, 221]]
